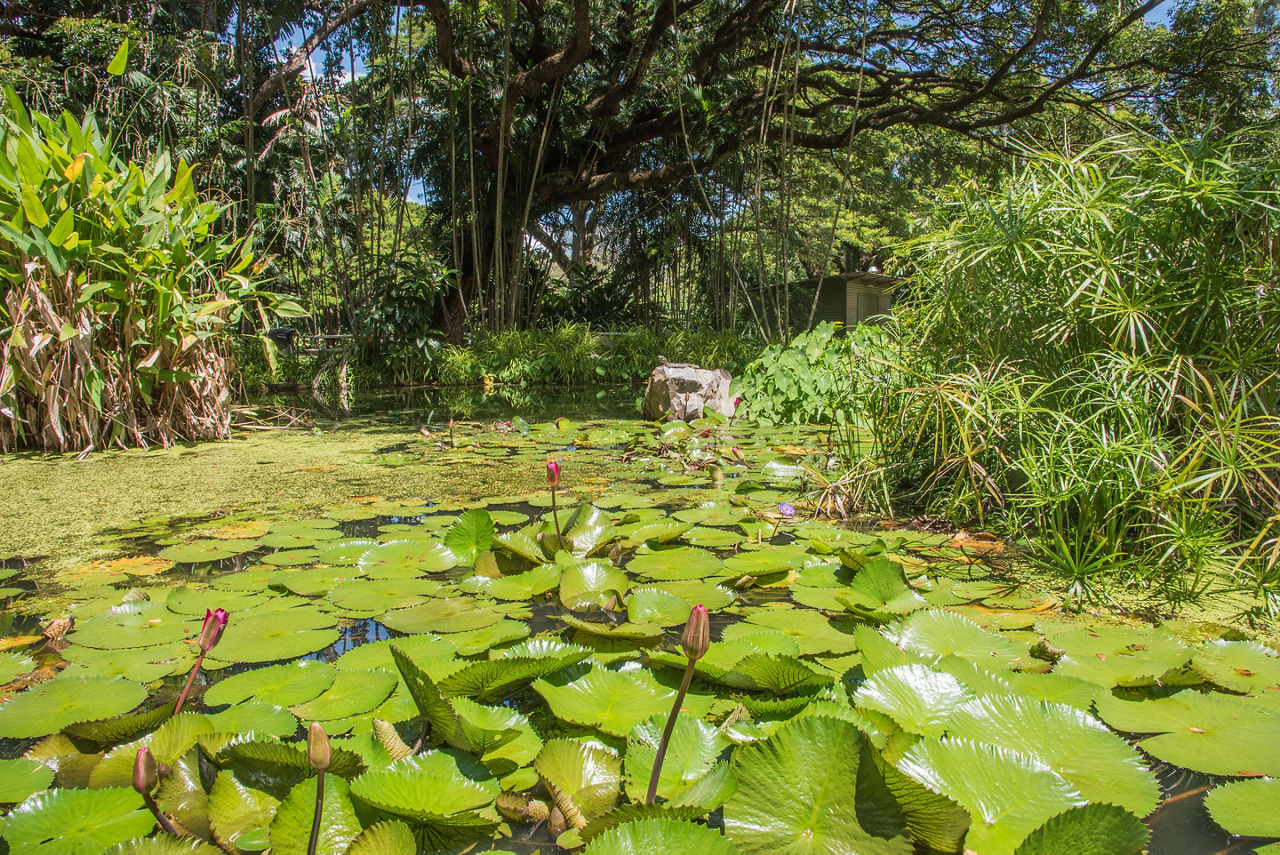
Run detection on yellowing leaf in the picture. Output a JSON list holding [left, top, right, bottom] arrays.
[[63, 154, 86, 182]]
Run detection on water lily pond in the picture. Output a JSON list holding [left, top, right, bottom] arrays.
[[0, 400, 1276, 854]]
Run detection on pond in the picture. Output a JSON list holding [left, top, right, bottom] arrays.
[[0, 391, 1275, 854]]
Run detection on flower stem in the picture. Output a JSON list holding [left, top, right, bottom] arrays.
[[551, 487, 561, 540], [646, 657, 695, 804], [308, 770, 325, 855], [142, 792, 185, 837], [173, 649, 207, 715]]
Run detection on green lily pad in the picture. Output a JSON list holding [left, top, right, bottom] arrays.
[[358, 540, 457, 577], [1094, 690, 1280, 776], [1046, 625, 1191, 687], [885, 609, 1024, 670], [1013, 804, 1148, 855], [214, 610, 340, 664], [436, 640, 591, 701], [335, 634, 456, 674], [207, 703, 299, 738], [725, 715, 911, 854], [326, 578, 441, 615], [625, 715, 730, 803], [261, 548, 321, 567], [0, 652, 34, 684], [1191, 640, 1280, 694], [836, 559, 927, 621], [616, 520, 695, 549], [561, 559, 630, 610], [208, 769, 280, 850], [533, 667, 712, 738], [731, 609, 858, 655], [583, 817, 743, 854], [898, 737, 1085, 854], [628, 547, 724, 581], [347, 821, 417, 854], [535, 739, 622, 823], [945, 694, 1158, 816], [0, 758, 53, 804], [447, 620, 531, 656], [291, 670, 398, 721], [270, 775, 361, 855], [0, 676, 148, 738], [316, 539, 379, 565], [261, 529, 342, 549], [380, 597, 502, 634], [69, 602, 196, 650], [61, 644, 192, 684], [444, 510, 496, 566], [204, 660, 336, 708], [1204, 777, 1280, 838], [159, 540, 258, 564], [3, 787, 155, 853], [627, 588, 693, 626], [468, 564, 561, 601], [349, 751, 499, 841], [855, 663, 972, 737]]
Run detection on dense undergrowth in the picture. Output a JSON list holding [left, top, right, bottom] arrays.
[[234, 323, 760, 393], [736, 133, 1280, 616]]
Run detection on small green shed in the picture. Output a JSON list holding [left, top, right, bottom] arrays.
[[805, 270, 900, 329]]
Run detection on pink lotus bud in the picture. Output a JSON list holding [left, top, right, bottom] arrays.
[[681, 604, 709, 661], [308, 721, 331, 772], [133, 747, 157, 794], [734, 396, 743, 410], [198, 608, 228, 652], [546, 459, 560, 488]]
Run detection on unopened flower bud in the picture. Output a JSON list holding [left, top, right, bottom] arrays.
[[133, 747, 158, 794], [546, 459, 560, 488], [198, 608, 228, 652], [308, 721, 331, 772], [681, 604, 709, 661]]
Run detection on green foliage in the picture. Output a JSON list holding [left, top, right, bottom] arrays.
[[0, 90, 298, 450], [434, 323, 759, 386]]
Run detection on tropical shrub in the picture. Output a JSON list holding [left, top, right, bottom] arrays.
[[0, 86, 299, 451]]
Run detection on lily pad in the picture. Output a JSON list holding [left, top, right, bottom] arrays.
[[358, 540, 457, 577], [535, 739, 622, 824], [3, 787, 155, 853], [898, 737, 1085, 854], [158, 540, 257, 564], [214, 610, 340, 664], [349, 751, 499, 842], [534, 667, 712, 738], [444, 510, 496, 565], [0, 676, 148, 738], [206, 703, 299, 738], [1094, 690, 1280, 776], [269, 775, 361, 855], [625, 715, 730, 803], [1013, 804, 1148, 855], [291, 669, 398, 721], [884, 609, 1023, 670], [584, 817, 743, 854], [628, 547, 724, 581], [1191, 640, 1280, 694], [0, 758, 54, 804], [725, 715, 911, 854], [1204, 777, 1280, 838], [380, 597, 502, 634], [204, 660, 336, 708], [560, 559, 630, 610]]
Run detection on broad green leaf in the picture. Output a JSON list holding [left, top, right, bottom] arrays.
[[560, 559, 630, 610], [1191, 640, 1280, 694], [4, 787, 154, 853], [535, 739, 622, 824], [290, 669, 397, 721], [583, 818, 743, 854], [1094, 690, 1280, 776], [854, 663, 972, 737], [884, 609, 1024, 670], [444, 510, 496, 565], [107, 39, 129, 74], [1014, 804, 1148, 855], [0, 676, 147, 738], [347, 820, 416, 854], [1204, 777, 1280, 838], [207, 770, 279, 850], [624, 714, 729, 802], [945, 694, 1158, 816], [724, 715, 911, 854], [0, 758, 53, 804], [204, 660, 335, 708], [348, 751, 499, 842], [269, 775, 361, 855], [897, 737, 1084, 855]]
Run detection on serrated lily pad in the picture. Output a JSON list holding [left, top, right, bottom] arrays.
[[898, 737, 1085, 854], [583, 817, 743, 854], [3, 787, 155, 853], [725, 715, 911, 854], [1191, 640, 1280, 694], [625, 715, 729, 803], [534, 667, 713, 738], [535, 739, 622, 823], [0, 676, 148, 738], [349, 751, 499, 837], [1204, 777, 1280, 838], [380, 597, 502, 634]]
